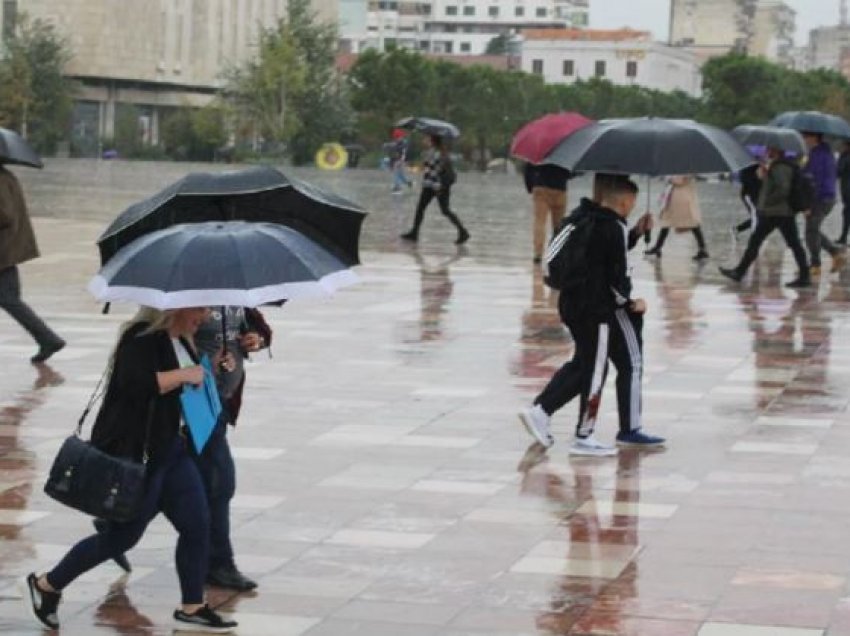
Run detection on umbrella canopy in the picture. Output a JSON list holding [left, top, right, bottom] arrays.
[[0, 128, 43, 169], [732, 125, 806, 155], [769, 111, 850, 138], [543, 117, 755, 176], [97, 165, 366, 267], [395, 116, 460, 139], [510, 112, 594, 164], [89, 221, 358, 309]]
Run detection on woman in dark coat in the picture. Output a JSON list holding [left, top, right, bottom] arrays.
[[23, 307, 238, 633], [400, 134, 470, 245]]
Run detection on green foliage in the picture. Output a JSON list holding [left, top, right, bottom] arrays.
[[485, 34, 510, 55], [161, 105, 228, 161], [0, 15, 73, 153]]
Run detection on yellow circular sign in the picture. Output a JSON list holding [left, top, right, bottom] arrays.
[[315, 143, 348, 170]]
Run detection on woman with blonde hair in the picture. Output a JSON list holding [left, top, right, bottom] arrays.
[[644, 175, 709, 261], [24, 306, 238, 633]]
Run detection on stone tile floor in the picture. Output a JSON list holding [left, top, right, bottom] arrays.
[[2, 165, 850, 634]]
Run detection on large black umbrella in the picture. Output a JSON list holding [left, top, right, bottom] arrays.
[[0, 128, 43, 169], [89, 221, 358, 310], [769, 111, 850, 138], [396, 116, 460, 139], [731, 125, 806, 155], [543, 117, 754, 176], [97, 165, 366, 267]]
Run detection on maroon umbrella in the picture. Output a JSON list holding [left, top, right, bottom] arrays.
[[510, 112, 593, 164]]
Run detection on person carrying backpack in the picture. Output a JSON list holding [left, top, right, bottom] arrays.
[[803, 132, 846, 275], [518, 176, 665, 456], [719, 146, 811, 288], [400, 134, 470, 245]]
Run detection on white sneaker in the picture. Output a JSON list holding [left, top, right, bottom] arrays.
[[569, 436, 617, 457], [518, 405, 554, 448]]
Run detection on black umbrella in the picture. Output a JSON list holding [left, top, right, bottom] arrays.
[[731, 125, 806, 155], [0, 128, 43, 169], [543, 117, 755, 176], [769, 111, 850, 138], [396, 116, 461, 139], [88, 221, 358, 309], [96, 165, 366, 267]]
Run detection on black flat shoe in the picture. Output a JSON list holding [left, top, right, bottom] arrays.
[[455, 229, 470, 245], [206, 565, 258, 591], [644, 247, 661, 257], [400, 231, 418, 241], [693, 250, 709, 261], [719, 266, 742, 282], [31, 339, 65, 364]]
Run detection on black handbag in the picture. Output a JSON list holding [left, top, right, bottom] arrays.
[[44, 375, 153, 523]]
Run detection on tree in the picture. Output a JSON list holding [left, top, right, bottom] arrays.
[[485, 34, 510, 55], [0, 15, 73, 153]]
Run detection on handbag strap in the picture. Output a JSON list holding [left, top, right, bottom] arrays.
[[76, 364, 155, 465]]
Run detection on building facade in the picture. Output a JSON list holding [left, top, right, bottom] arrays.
[[520, 28, 702, 96], [809, 25, 850, 71], [2, 0, 336, 155], [669, 0, 796, 66], [347, 0, 588, 55]]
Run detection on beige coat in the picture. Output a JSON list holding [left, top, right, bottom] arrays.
[[0, 167, 39, 270], [658, 176, 702, 229]]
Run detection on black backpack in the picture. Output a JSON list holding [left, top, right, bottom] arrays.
[[440, 158, 457, 187], [544, 212, 595, 291], [783, 161, 816, 213]]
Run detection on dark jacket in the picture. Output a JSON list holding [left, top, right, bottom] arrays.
[[558, 198, 632, 322], [739, 164, 762, 205], [757, 160, 794, 218], [0, 166, 39, 270], [90, 322, 197, 462], [524, 163, 571, 193], [805, 141, 837, 202], [838, 150, 850, 202]]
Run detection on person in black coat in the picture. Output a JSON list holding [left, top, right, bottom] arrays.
[[23, 307, 238, 633], [837, 141, 850, 244]]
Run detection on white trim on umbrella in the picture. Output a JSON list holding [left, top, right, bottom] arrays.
[[88, 269, 360, 309]]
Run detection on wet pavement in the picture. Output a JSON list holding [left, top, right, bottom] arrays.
[[2, 160, 850, 634]]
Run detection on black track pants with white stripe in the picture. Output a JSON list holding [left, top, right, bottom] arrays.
[[577, 308, 644, 436]]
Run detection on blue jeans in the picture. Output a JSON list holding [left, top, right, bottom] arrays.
[[46, 438, 210, 604], [195, 419, 236, 569], [392, 162, 411, 189]]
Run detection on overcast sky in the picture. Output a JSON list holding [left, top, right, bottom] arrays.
[[590, 0, 840, 45]]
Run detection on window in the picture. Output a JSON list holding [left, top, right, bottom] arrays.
[[419, 40, 430, 50], [562, 59, 574, 76], [626, 60, 638, 77], [446, 5, 458, 14], [594, 60, 606, 77], [489, 5, 499, 16], [515, 6, 524, 16], [463, 5, 475, 15], [532, 59, 543, 74], [536, 6, 546, 16], [460, 42, 471, 52], [444, 41, 454, 53]]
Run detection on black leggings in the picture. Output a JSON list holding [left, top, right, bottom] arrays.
[[410, 187, 466, 236], [651, 227, 707, 251]]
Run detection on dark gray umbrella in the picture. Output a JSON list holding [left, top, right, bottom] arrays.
[[543, 117, 754, 176], [396, 116, 460, 139], [731, 125, 806, 155], [0, 128, 43, 169], [769, 111, 850, 138], [97, 165, 366, 267], [88, 221, 358, 309]]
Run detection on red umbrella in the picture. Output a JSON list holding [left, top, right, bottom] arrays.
[[511, 112, 594, 164]]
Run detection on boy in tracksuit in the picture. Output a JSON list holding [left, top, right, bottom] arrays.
[[519, 177, 666, 456]]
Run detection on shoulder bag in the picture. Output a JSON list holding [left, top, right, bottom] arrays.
[[44, 372, 152, 523]]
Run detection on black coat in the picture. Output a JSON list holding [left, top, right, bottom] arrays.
[[90, 323, 197, 462]]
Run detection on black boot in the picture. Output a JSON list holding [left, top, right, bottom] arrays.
[[455, 227, 470, 245], [786, 275, 811, 288], [400, 230, 418, 241], [719, 266, 743, 282]]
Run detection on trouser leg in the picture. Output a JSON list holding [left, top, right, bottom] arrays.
[[575, 322, 610, 439], [196, 419, 236, 570], [608, 309, 644, 434], [806, 200, 836, 265], [0, 266, 62, 347], [735, 216, 775, 275], [692, 226, 707, 251], [651, 228, 669, 250], [536, 314, 596, 417], [776, 216, 810, 277], [437, 188, 467, 235], [409, 189, 435, 235]]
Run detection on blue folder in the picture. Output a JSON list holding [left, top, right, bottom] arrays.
[[179, 355, 222, 454]]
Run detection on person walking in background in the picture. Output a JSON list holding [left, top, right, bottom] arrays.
[[518, 176, 664, 456], [389, 129, 412, 193], [523, 162, 571, 264], [644, 175, 709, 260], [719, 146, 810, 288], [732, 162, 762, 237], [803, 132, 846, 274], [24, 307, 237, 633], [0, 163, 65, 363], [400, 134, 470, 245], [836, 140, 850, 245]]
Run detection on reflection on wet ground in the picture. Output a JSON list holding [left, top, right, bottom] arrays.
[[1, 161, 849, 633]]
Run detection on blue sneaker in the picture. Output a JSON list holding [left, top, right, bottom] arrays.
[[616, 430, 666, 448]]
